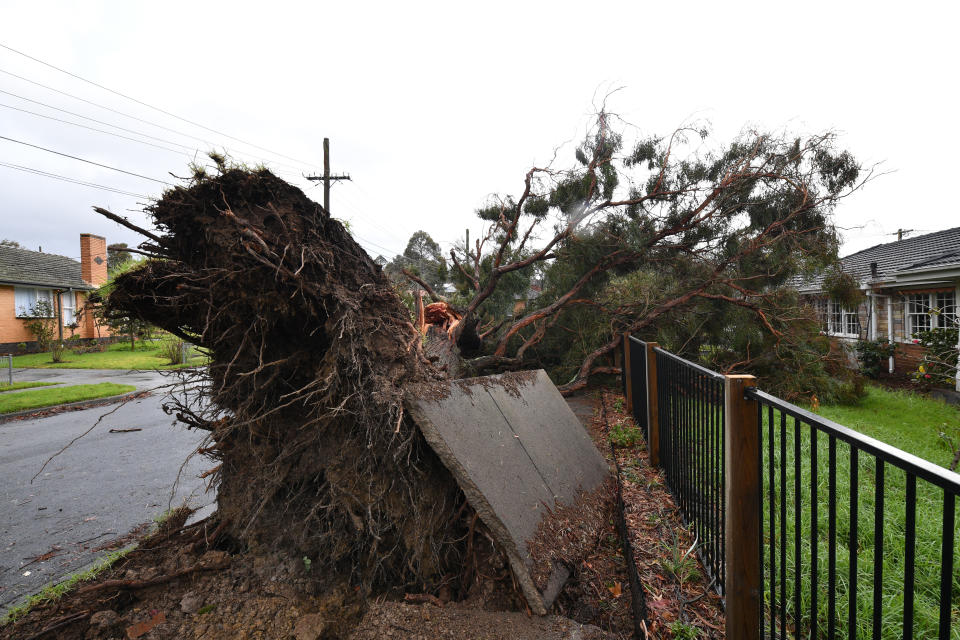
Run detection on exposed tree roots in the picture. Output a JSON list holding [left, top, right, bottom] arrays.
[[101, 167, 477, 597]]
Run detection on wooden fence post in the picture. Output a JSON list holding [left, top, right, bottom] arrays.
[[645, 342, 660, 467], [724, 374, 761, 640], [623, 333, 634, 415]]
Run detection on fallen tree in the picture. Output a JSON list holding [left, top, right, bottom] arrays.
[[97, 166, 475, 596], [432, 113, 873, 395]]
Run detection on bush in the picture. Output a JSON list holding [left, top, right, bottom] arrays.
[[910, 327, 958, 389], [158, 338, 185, 365], [609, 422, 643, 448], [855, 338, 896, 378]]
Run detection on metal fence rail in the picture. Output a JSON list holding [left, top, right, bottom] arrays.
[[748, 388, 959, 640], [627, 336, 648, 438], [654, 346, 727, 596]]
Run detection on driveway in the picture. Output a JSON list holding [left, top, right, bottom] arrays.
[[0, 390, 212, 612]]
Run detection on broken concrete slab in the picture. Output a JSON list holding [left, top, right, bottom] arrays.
[[405, 369, 610, 615]]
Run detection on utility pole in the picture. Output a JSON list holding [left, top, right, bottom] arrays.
[[305, 137, 350, 213]]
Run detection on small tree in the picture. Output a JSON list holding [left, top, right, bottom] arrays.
[[89, 258, 153, 350], [22, 299, 66, 363]]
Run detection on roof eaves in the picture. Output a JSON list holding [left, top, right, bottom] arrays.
[[0, 278, 95, 290]]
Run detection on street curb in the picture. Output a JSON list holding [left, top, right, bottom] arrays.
[[0, 391, 149, 424]]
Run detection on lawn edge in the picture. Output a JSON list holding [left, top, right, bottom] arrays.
[[0, 391, 148, 423]]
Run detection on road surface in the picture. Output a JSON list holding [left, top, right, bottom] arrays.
[[0, 389, 212, 611]]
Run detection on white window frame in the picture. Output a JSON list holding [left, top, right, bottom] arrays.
[[906, 291, 957, 335], [825, 299, 860, 338], [61, 291, 77, 326], [14, 287, 55, 318]]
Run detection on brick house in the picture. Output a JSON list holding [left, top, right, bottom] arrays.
[[798, 227, 960, 390], [0, 234, 110, 351]]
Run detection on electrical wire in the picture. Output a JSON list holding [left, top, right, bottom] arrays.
[[0, 135, 173, 186], [0, 87, 199, 152], [0, 160, 150, 198], [0, 42, 320, 170], [0, 67, 312, 175], [0, 102, 189, 155]]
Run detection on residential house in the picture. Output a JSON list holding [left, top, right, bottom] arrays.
[[798, 227, 960, 390], [0, 234, 110, 351]]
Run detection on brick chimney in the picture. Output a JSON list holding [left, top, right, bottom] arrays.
[[80, 233, 108, 286]]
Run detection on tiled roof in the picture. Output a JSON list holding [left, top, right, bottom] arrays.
[[0, 246, 94, 290], [801, 226, 960, 290]]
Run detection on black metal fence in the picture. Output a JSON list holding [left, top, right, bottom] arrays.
[[654, 347, 726, 597], [749, 388, 959, 640], [625, 336, 648, 437], [620, 334, 960, 639]]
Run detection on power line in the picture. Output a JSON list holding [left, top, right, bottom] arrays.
[[0, 135, 173, 186], [0, 87, 199, 152], [0, 102, 189, 155], [0, 160, 150, 198], [0, 67, 311, 175], [0, 42, 320, 170]]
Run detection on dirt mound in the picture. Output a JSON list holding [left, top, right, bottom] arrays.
[[101, 167, 471, 593]]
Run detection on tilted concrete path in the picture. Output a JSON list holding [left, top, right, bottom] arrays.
[[406, 370, 610, 615]]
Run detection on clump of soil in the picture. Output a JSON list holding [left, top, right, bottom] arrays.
[[100, 165, 474, 595]]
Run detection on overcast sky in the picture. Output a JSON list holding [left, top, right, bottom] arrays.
[[1, 1, 957, 264]]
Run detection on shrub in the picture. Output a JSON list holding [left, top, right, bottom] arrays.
[[158, 338, 185, 365], [609, 422, 643, 448], [854, 338, 896, 378], [910, 327, 959, 389]]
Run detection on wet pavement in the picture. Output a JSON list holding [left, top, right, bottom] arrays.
[[0, 390, 211, 611]]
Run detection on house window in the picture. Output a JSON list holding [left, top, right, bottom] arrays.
[[61, 291, 77, 326], [14, 287, 54, 317], [906, 292, 957, 334], [935, 292, 957, 328], [825, 300, 860, 336]]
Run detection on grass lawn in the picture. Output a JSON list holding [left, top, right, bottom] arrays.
[[758, 385, 960, 639], [0, 381, 57, 393], [12, 341, 207, 370], [0, 382, 136, 413], [815, 385, 960, 467]]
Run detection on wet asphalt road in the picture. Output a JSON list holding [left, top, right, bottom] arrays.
[[0, 389, 212, 611]]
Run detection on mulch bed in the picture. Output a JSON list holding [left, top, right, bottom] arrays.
[[592, 390, 726, 639]]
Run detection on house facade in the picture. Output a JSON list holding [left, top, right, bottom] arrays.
[[798, 227, 960, 391], [0, 233, 110, 351]]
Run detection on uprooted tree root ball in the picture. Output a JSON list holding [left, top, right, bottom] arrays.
[[101, 166, 479, 595]]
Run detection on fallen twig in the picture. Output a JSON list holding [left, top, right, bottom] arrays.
[[76, 558, 230, 594], [108, 427, 142, 433], [403, 593, 444, 607]]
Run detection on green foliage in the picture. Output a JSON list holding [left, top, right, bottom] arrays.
[[660, 538, 700, 585], [613, 397, 624, 413], [669, 621, 700, 640], [855, 338, 896, 378], [822, 267, 865, 308], [0, 381, 56, 392], [21, 299, 57, 353], [767, 387, 960, 639], [910, 327, 959, 389], [91, 258, 154, 351], [159, 336, 186, 365], [608, 422, 643, 448], [385, 230, 449, 291], [0, 382, 136, 413], [12, 340, 205, 370], [107, 243, 134, 276], [452, 113, 863, 399]]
